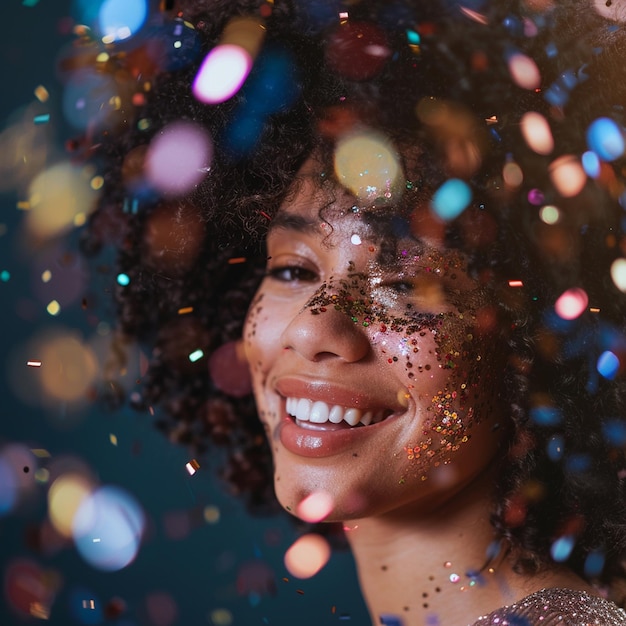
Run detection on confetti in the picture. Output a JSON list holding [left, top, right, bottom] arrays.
[[46, 300, 61, 316], [98, 0, 148, 43], [31, 449, 50, 458], [334, 130, 402, 202], [539, 205, 560, 225], [431, 179, 472, 221], [284, 534, 331, 578], [582, 151, 601, 178], [33, 114, 50, 125], [193, 43, 253, 104], [325, 22, 390, 81], [34, 85, 49, 102], [586, 117, 625, 162], [296, 491, 334, 523], [116, 273, 130, 286], [48, 474, 94, 538], [507, 53, 541, 90], [520, 111, 554, 155], [554, 288, 588, 320], [584, 551, 606, 578], [27, 361, 42, 367], [178, 306, 194, 315], [185, 459, 200, 475], [550, 535, 575, 562], [188, 349, 204, 363], [611, 258, 626, 292], [203, 505, 220, 523], [145, 121, 212, 196], [26, 162, 98, 239], [549, 155, 586, 198], [597, 351, 620, 380], [72, 486, 145, 571]]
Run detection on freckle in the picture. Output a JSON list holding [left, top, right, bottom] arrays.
[[422, 592, 428, 598], [352, 453, 358, 457], [423, 603, 429, 609], [435, 587, 441, 592], [404, 606, 410, 611], [381, 565, 388, 571]]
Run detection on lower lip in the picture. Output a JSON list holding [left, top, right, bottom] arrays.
[[278, 414, 398, 458]]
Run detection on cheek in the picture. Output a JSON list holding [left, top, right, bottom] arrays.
[[380, 315, 504, 474], [244, 291, 275, 376]]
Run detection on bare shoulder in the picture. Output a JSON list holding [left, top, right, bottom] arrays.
[[471, 588, 626, 626]]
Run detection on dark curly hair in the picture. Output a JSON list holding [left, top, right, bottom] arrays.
[[78, 0, 626, 595]]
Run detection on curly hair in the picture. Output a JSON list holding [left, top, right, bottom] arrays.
[[80, 0, 626, 593]]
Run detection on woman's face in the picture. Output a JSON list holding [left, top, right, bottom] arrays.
[[243, 165, 507, 522]]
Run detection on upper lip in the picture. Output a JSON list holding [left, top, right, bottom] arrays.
[[274, 376, 405, 412]]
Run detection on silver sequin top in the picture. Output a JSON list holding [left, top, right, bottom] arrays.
[[471, 588, 626, 625]]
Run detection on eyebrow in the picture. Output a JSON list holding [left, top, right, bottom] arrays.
[[268, 211, 321, 234]]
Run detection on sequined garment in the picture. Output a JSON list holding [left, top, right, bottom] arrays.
[[471, 588, 626, 625]]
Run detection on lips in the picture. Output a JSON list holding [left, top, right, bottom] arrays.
[[274, 377, 405, 458]]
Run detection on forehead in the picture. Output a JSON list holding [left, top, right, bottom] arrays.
[[269, 171, 477, 286], [273, 155, 432, 239]]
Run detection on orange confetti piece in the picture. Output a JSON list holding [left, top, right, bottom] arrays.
[[185, 459, 200, 475]]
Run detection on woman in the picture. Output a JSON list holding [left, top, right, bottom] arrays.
[[84, 0, 626, 623]]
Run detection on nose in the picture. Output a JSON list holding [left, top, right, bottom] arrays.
[[280, 305, 371, 363]]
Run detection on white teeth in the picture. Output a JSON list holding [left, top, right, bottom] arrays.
[[296, 398, 313, 421], [329, 405, 344, 424], [309, 401, 329, 423], [285, 398, 388, 427], [360, 411, 373, 426], [343, 408, 362, 426]]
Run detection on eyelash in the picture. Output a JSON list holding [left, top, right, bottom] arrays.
[[384, 280, 415, 294], [266, 265, 319, 283]]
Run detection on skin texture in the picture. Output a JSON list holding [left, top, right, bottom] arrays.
[[243, 161, 594, 625]]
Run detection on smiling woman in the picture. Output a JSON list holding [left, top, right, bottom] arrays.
[[83, 0, 626, 624]]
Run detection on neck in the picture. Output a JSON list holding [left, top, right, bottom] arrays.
[[344, 468, 589, 626]]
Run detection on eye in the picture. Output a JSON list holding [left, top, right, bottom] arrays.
[[387, 280, 415, 294], [266, 265, 318, 283]]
